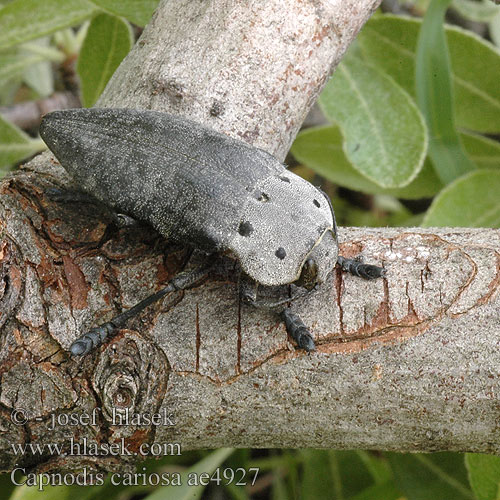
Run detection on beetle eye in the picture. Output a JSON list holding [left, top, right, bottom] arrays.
[[297, 258, 318, 290]]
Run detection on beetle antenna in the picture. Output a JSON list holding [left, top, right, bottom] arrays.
[[70, 254, 216, 356]]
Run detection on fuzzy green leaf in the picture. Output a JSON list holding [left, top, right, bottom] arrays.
[[460, 131, 500, 169], [319, 56, 427, 189], [291, 125, 439, 199], [422, 169, 500, 227], [465, 453, 500, 500], [0, 0, 99, 50], [89, 0, 158, 27], [415, 0, 476, 184], [452, 0, 500, 22], [0, 50, 46, 84], [358, 15, 500, 134], [22, 38, 54, 97], [0, 114, 46, 170], [77, 13, 133, 107]]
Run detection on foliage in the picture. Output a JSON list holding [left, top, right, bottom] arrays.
[[0, 0, 500, 498], [0, 0, 156, 168], [293, 8, 500, 228]]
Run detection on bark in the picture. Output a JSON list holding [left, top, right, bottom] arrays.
[[3, 0, 498, 478]]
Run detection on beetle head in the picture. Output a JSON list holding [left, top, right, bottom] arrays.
[[295, 227, 337, 290]]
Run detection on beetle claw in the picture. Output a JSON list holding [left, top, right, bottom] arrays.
[[337, 255, 385, 280], [281, 308, 316, 352], [70, 323, 116, 356]]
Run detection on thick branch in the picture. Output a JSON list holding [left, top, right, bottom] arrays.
[[6, 0, 497, 478], [97, 0, 380, 159]]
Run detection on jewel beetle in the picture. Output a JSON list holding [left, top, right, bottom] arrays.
[[39, 108, 384, 356]]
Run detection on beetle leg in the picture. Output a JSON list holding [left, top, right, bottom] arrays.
[[70, 254, 216, 356], [281, 308, 316, 352], [239, 272, 258, 305], [239, 276, 315, 352], [337, 255, 385, 280], [46, 187, 98, 204], [46, 187, 139, 229]]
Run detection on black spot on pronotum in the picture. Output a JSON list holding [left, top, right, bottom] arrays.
[[275, 247, 286, 259], [313, 199, 320, 208], [256, 192, 269, 202], [279, 176, 290, 183], [238, 221, 253, 236]]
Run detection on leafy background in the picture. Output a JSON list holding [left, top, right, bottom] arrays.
[[1, 0, 500, 498]]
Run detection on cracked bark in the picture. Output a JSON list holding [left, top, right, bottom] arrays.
[[1, 0, 499, 477]]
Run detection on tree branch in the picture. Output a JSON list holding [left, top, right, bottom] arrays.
[[5, 0, 497, 478]]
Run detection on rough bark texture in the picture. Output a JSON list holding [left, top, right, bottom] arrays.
[[4, 0, 498, 478]]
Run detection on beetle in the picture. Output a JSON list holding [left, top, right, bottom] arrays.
[[39, 108, 384, 356]]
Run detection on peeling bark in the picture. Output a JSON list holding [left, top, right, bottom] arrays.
[[3, 0, 498, 478]]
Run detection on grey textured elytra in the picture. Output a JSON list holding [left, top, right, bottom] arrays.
[[39, 108, 384, 356], [39, 108, 338, 287]]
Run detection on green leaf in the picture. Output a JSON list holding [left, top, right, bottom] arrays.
[[300, 450, 340, 500], [271, 472, 289, 500], [143, 448, 235, 500], [0, 76, 21, 105], [291, 125, 442, 199], [319, 55, 427, 189], [332, 450, 375, 498], [422, 169, 500, 227], [460, 131, 500, 169], [0, 0, 99, 50], [0, 50, 46, 84], [452, 0, 500, 22], [447, 27, 500, 133], [415, 0, 476, 184], [8, 479, 105, 500], [347, 481, 402, 500], [77, 13, 133, 107], [299, 450, 374, 500], [490, 11, 500, 47], [355, 450, 392, 485], [386, 452, 474, 500], [358, 15, 500, 134], [22, 38, 54, 97], [465, 453, 500, 500], [0, 113, 46, 169], [89, 0, 158, 27]]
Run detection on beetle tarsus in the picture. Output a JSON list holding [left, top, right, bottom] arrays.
[[337, 255, 385, 280], [239, 272, 258, 305], [281, 308, 316, 352], [70, 255, 215, 356], [70, 322, 116, 356]]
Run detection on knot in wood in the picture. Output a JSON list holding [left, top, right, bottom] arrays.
[[92, 331, 169, 428], [104, 373, 138, 414]]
